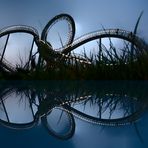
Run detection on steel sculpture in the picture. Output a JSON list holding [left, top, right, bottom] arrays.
[[0, 82, 148, 140], [61, 101, 147, 126], [38, 93, 147, 126], [0, 88, 38, 129], [0, 25, 39, 72], [0, 87, 76, 140], [0, 14, 147, 72], [41, 14, 75, 47], [41, 107, 75, 140], [0, 86, 147, 129]]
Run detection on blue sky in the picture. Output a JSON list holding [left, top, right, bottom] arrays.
[[0, 0, 148, 65], [0, 0, 148, 38]]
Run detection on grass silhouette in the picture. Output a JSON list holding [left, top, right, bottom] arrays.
[[1, 39, 147, 80]]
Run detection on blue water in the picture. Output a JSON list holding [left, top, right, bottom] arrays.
[[1, 114, 148, 148], [0, 81, 148, 148]]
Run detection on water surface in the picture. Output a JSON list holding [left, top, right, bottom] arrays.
[[0, 81, 148, 148]]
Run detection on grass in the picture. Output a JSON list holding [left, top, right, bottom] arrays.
[[0, 36, 148, 80], [1, 41, 147, 80]]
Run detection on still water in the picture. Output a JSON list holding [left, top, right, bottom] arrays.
[[0, 81, 148, 148]]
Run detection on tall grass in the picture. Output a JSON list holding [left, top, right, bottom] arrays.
[[1, 35, 148, 80], [3, 38, 147, 80]]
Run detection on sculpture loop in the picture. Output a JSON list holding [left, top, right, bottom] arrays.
[[0, 14, 147, 72]]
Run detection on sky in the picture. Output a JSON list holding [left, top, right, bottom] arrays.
[[0, 0, 147, 37], [0, 0, 148, 65]]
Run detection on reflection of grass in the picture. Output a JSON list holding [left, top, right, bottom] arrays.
[[1, 81, 147, 121]]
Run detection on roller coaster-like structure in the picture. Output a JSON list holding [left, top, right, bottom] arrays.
[[0, 13, 147, 72], [0, 84, 148, 140]]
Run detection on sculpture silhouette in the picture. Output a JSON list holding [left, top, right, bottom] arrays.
[[0, 14, 147, 72]]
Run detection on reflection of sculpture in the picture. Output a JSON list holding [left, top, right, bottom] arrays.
[[0, 81, 147, 140], [63, 94, 147, 126], [0, 14, 147, 72]]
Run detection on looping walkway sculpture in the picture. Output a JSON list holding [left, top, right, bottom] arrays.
[[0, 83, 148, 139], [0, 13, 147, 72]]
